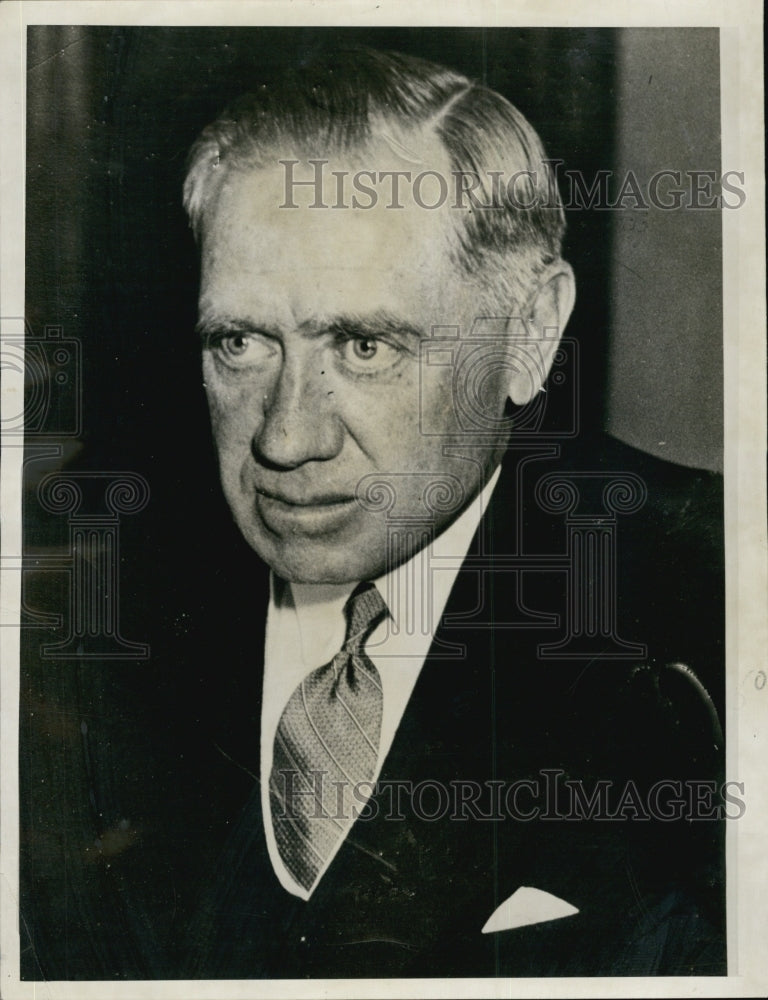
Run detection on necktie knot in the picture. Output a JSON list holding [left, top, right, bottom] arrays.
[[342, 582, 389, 653]]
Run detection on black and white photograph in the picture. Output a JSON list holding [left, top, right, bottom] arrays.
[[0, 2, 765, 997]]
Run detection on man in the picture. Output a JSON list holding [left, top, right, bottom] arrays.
[[20, 48, 725, 980]]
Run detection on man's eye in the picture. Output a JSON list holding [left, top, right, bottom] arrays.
[[210, 332, 273, 367], [223, 333, 251, 355], [352, 337, 378, 360], [340, 335, 400, 372]]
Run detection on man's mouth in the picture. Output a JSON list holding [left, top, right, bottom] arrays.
[[254, 486, 356, 508], [253, 487, 359, 535]]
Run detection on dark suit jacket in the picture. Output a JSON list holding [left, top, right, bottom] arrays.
[[19, 433, 725, 980]]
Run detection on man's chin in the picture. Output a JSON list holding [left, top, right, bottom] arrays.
[[239, 525, 388, 584]]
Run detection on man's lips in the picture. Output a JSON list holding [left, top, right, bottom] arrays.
[[254, 486, 356, 508], [252, 486, 360, 536]]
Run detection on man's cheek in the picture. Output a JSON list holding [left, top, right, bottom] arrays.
[[419, 374, 461, 436], [207, 392, 259, 453], [204, 383, 231, 438]]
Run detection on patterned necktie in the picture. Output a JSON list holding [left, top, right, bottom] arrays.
[[270, 582, 389, 893]]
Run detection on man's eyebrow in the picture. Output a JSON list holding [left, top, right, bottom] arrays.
[[195, 311, 426, 343], [314, 312, 425, 342], [195, 316, 280, 342]]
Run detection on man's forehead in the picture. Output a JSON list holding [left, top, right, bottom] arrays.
[[203, 150, 459, 266], [196, 133, 485, 332]]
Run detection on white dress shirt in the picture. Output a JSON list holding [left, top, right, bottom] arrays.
[[261, 466, 502, 899]]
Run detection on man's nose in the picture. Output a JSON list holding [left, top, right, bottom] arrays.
[[251, 354, 344, 469]]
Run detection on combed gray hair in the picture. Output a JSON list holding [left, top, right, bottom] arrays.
[[183, 48, 566, 312]]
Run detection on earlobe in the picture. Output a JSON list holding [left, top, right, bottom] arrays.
[[507, 261, 576, 406]]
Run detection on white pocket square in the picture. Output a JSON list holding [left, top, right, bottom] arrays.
[[481, 886, 579, 934]]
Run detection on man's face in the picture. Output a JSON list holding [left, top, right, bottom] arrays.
[[198, 150, 513, 583]]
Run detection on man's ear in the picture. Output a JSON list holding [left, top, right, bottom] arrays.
[[507, 261, 576, 406]]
